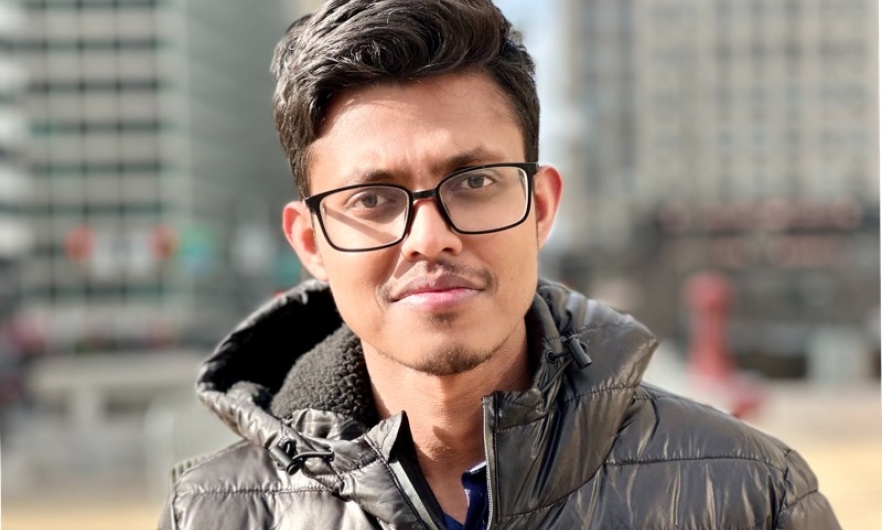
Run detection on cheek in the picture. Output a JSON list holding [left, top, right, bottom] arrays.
[[326, 257, 377, 296], [508, 231, 540, 295], [480, 229, 539, 301], [321, 252, 391, 324]]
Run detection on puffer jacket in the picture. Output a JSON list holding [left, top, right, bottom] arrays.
[[159, 279, 840, 529]]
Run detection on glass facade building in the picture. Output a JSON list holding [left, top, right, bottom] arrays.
[[520, 0, 878, 373], [0, 1, 30, 337], [16, 0, 293, 354]]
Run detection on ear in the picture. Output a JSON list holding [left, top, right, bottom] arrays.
[[282, 201, 329, 281], [532, 165, 563, 248]]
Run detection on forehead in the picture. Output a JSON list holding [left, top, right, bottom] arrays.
[[307, 72, 525, 192]]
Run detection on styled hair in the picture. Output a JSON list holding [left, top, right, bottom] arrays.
[[271, 0, 539, 197]]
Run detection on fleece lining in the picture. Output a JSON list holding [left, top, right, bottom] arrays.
[[270, 323, 379, 427]]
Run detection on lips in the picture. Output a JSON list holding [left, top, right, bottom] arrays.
[[389, 274, 484, 302]]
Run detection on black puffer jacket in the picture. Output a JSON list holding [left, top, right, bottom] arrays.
[[159, 280, 840, 529]]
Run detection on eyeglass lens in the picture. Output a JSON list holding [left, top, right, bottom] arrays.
[[317, 165, 530, 251]]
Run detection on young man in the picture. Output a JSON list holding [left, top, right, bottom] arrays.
[[159, 1, 840, 528]]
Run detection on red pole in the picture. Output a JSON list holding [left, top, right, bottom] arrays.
[[684, 271, 736, 382], [682, 271, 763, 419]]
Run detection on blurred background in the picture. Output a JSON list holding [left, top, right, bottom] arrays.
[[1, 0, 879, 528]]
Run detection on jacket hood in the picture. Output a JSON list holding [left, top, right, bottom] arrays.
[[195, 278, 657, 493]]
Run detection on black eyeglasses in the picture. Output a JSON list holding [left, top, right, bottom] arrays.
[[303, 163, 539, 252]]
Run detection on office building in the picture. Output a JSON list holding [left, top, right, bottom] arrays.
[[0, 0, 30, 339], [16, 0, 293, 354], [633, 0, 876, 202], [527, 0, 879, 372]]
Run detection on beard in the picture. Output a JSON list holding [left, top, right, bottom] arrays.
[[371, 324, 498, 376], [375, 311, 501, 376], [363, 311, 527, 377], [410, 344, 494, 376]]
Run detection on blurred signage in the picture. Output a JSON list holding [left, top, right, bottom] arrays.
[[658, 198, 864, 234], [655, 198, 874, 271], [67, 226, 173, 279], [273, 251, 301, 289], [232, 223, 276, 277], [64, 226, 95, 262], [178, 224, 218, 276], [665, 234, 853, 270], [150, 225, 178, 261]]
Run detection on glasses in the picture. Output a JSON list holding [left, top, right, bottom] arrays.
[[303, 163, 538, 252]]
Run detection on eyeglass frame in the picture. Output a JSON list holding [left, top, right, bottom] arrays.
[[302, 162, 540, 252]]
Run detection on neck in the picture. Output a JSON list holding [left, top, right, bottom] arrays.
[[363, 329, 532, 521]]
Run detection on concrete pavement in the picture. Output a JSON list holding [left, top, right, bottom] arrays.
[[747, 382, 882, 529]]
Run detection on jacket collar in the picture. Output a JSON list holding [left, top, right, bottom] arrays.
[[485, 281, 659, 514]]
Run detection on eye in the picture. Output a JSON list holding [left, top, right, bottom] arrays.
[[465, 174, 490, 189], [337, 187, 403, 218], [351, 191, 381, 209], [343, 189, 383, 209], [451, 171, 497, 191]]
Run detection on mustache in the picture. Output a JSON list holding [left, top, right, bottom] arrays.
[[380, 260, 496, 301]]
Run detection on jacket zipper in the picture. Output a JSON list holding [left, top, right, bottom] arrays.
[[482, 393, 496, 529]]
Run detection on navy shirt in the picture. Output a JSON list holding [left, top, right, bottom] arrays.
[[443, 462, 488, 530]]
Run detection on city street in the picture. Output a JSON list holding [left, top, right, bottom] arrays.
[[3, 381, 880, 529]]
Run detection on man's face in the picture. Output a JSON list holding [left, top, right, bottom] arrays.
[[284, 72, 561, 376]]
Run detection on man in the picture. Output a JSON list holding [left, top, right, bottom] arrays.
[[159, 1, 840, 528]]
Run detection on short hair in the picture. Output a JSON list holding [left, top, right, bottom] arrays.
[[271, 0, 539, 197]]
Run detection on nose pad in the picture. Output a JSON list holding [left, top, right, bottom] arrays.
[[400, 198, 462, 258]]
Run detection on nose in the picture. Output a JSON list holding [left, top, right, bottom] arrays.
[[399, 198, 463, 259]]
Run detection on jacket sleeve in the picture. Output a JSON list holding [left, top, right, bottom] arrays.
[[775, 449, 841, 529], [157, 490, 178, 530]]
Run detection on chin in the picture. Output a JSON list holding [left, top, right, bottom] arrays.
[[409, 344, 493, 377], [380, 332, 495, 377]]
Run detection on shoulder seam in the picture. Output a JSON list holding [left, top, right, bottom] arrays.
[[781, 448, 822, 511], [495, 472, 771, 530], [172, 439, 251, 484], [606, 453, 786, 472], [174, 486, 334, 496], [495, 383, 638, 419], [562, 321, 630, 340]]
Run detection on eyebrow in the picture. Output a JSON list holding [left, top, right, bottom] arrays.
[[341, 169, 397, 186], [340, 147, 508, 187], [436, 147, 506, 174]]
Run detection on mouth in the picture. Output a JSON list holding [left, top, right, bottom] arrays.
[[389, 274, 485, 306]]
